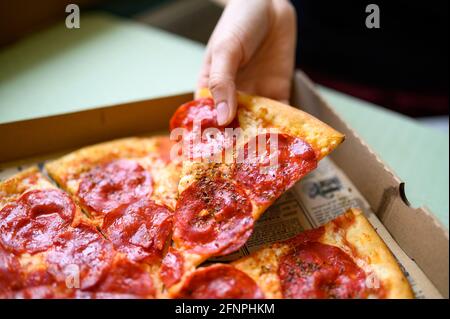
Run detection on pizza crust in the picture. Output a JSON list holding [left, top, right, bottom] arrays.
[[45, 136, 176, 188], [0, 167, 53, 209], [196, 88, 344, 160]]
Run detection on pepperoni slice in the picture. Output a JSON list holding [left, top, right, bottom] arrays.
[[0, 189, 75, 254], [233, 133, 317, 205], [77, 159, 152, 216], [92, 257, 155, 298], [170, 98, 218, 131], [160, 248, 184, 288], [279, 241, 379, 299], [175, 264, 264, 299], [170, 98, 240, 161], [0, 246, 23, 293], [173, 177, 253, 256], [102, 198, 173, 263], [46, 225, 115, 290]]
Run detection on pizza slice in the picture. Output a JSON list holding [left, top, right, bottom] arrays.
[[161, 90, 344, 293], [232, 208, 414, 299], [0, 167, 78, 298], [45, 136, 179, 266], [0, 167, 156, 298], [166, 208, 413, 299]]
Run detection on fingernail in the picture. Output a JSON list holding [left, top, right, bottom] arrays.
[[216, 102, 229, 126]]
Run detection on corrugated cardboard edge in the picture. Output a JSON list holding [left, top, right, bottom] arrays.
[[292, 71, 449, 298]]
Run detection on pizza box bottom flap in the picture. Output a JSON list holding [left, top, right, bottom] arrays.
[[0, 71, 448, 298]]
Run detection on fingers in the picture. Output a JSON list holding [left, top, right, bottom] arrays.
[[208, 35, 242, 126], [197, 35, 239, 125], [197, 41, 239, 125]]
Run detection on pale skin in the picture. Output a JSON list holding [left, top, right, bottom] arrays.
[[197, 0, 297, 126]]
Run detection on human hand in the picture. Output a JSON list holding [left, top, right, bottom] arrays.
[[198, 0, 297, 126]]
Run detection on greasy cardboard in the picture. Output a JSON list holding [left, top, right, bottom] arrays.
[[0, 71, 448, 298]]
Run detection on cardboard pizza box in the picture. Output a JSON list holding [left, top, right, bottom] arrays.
[[0, 71, 448, 298]]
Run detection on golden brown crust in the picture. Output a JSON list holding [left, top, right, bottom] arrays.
[[197, 88, 344, 160], [45, 136, 171, 187], [0, 167, 52, 209], [233, 208, 413, 299]]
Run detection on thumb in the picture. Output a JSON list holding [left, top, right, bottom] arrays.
[[208, 41, 241, 126]]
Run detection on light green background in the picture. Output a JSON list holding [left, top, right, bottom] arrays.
[[0, 13, 448, 227]]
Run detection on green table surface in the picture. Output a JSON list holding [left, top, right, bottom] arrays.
[[1, 13, 448, 227]]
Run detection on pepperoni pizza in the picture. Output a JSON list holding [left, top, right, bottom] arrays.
[[0, 92, 414, 299], [162, 90, 345, 294], [170, 209, 413, 299]]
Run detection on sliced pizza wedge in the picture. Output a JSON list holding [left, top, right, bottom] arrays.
[[162, 90, 344, 294], [1, 167, 81, 298], [0, 167, 158, 299], [232, 208, 414, 299]]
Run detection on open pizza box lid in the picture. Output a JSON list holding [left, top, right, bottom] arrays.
[[0, 71, 448, 298]]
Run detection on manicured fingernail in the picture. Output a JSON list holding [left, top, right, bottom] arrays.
[[216, 102, 229, 126]]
